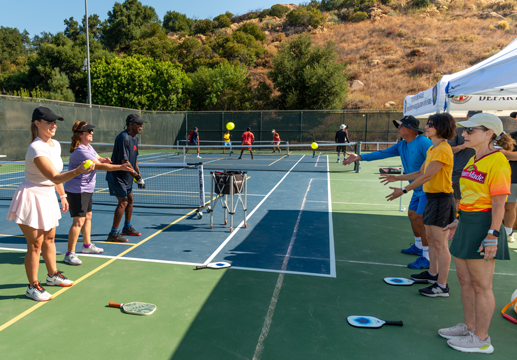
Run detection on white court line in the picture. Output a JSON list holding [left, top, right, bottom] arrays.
[[230, 266, 333, 278], [332, 201, 405, 206], [202, 155, 306, 265], [252, 179, 313, 360], [314, 153, 321, 167]]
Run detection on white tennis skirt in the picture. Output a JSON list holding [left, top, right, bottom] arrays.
[[6, 180, 61, 231]]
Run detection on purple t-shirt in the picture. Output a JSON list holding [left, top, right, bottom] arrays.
[[64, 144, 98, 193]]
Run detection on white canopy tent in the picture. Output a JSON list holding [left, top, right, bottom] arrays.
[[403, 37, 517, 118]]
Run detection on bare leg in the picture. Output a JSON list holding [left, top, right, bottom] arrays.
[[454, 257, 476, 330], [427, 225, 451, 285], [40, 227, 57, 276], [408, 210, 421, 237], [466, 258, 496, 340], [125, 193, 134, 222], [112, 197, 128, 228], [68, 216, 86, 252], [425, 225, 439, 275], [81, 211, 92, 246], [416, 215, 428, 247], [504, 202, 517, 229], [19, 224, 44, 285]]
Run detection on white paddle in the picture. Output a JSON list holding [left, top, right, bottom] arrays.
[[384, 277, 415, 286], [109, 302, 156, 315], [195, 261, 231, 270], [347, 316, 403, 328]]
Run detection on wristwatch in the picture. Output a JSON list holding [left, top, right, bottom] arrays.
[[488, 229, 500, 237], [402, 187, 408, 194]]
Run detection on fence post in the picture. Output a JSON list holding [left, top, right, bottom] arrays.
[[222, 112, 224, 142], [364, 113, 368, 144], [300, 111, 303, 143], [355, 141, 361, 173], [260, 111, 263, 141], [185, 111, 188, 141], [388, 110, 391, 144]]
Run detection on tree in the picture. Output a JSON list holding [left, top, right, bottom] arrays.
[[187, 63, 253, 110], [64, 17, 81, 41], [286, 6, 324, 28], [80, 14, 106, 41], [236, 23, 266, 42], [103, 0, 160, 50], [163, 11, 194, 33], [31, 32, 54, 51], [91, 55, 192, 111], [47, 67, 75, 102], [269, 34, 348, 110], [213, 14, 232, 28], [0, 26, 30, 62]]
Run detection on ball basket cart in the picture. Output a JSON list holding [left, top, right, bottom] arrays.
[[207, 170, 247, 232]]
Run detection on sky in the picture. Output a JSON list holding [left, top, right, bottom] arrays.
[[0, 0, 287, 37]]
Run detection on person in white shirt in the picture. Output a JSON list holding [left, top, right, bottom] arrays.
[[6, 107, 94, 301]]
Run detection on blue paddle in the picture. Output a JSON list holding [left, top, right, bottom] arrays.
[[347, 316, 403, 329], [384, 277, 415, 286]]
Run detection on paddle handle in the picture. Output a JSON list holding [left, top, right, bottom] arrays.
[[385, 321, 403, 326], [109, 302, 123, 308], [195, 265, 208, 269]]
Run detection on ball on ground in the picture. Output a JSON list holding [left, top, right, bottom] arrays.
[[83, 160, 93, 169], [226, 122, 235, 130], [311, 142, 318, 150]]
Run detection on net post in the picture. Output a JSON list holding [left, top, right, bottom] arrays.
[[243, 171, 248, 227], [355, 142, 361, 173], [230, 174, 234, 231], [286, 141, 289, 156], [300, 111, 303, 143], [183, 146, 186, 163], [176, 140, 179, 155], [198, 164, 205, 209]]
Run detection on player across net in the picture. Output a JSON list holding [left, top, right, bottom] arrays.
[[0, 161, 205, 208]]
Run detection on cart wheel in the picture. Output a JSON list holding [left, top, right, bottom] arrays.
[[210, 224, 213, 229], [224, 220, 227, 225], [244, 223, 247, 228], [197, 212, 203, 219]]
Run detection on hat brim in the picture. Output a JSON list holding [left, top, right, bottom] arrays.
[[38, 114, 64, 122], [456, 120, 479, 128], [393, 120, 423, 134]]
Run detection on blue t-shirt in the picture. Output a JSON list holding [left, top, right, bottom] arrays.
[[64, 144, 98, 193], [189, 130, 199, 145], [360, 135, 432, 196], [106, 130, 138, 189]]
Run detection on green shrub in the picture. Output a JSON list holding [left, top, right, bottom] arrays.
[[163, 11, 194, 33], [258, 9, 271, 20], [225, 11, 234, 19], [270, 4, 290, 17], [320, 0, 346, 11], [328, 15, 342, 24], [194, 19, 215, 35], [497, 21, 510, 30], [286, 7, 324, 28], [214, 14, 232, 28], [412, 0, 431, 8], [237, 23, 266, 42], [350, 11, 368, 22]]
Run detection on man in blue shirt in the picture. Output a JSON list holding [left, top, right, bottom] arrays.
[[106, 114, 146, 242], [185, 127, 201, 159], [343, 115, 433, 269]]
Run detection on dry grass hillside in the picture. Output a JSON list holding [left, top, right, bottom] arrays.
[[238, 2, 517, 109]]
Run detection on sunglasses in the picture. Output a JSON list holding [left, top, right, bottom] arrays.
[[83, 129, 94, 134], [463, 127, 486, 135], [426, 121, 433, 128]]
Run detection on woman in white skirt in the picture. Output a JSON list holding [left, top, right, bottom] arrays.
[[7, 107, 94, 301]]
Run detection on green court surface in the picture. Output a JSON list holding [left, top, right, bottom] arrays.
[[1, 158, 516, 360]]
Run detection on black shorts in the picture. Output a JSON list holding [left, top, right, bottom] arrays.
[[452, 174, 461, 200], [336, 145, 346, 152], [422, 192, 456, 227], [66, 192, 93, 218]]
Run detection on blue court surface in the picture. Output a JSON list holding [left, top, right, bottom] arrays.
[[0, 153, 336, 277]]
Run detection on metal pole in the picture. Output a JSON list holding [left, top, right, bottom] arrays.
[[300, 111, 303, 143], [260, 111, 263, 142], [85, 0, 92, 107]]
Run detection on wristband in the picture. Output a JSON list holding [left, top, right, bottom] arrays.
[[60, 194, 67, 198], [453, 219, 459, 224], [402, 187, 408, 194], [482, 238, 498, 247]]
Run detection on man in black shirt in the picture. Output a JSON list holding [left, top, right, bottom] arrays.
[[501, 111, 517, 243], [335, 124, 350, 163], [106, 114, 146, 242]]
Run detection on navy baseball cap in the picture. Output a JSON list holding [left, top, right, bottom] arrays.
[[32, 107, 63, 122], [126, 113, 146, 125]]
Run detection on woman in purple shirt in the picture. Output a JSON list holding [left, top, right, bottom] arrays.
[[64, 121, 132, 265]]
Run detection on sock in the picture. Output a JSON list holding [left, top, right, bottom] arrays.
[[505, 226, 513, 236], [428, 271, 438, 277], [422, 246, 430, 260], [83, 243, 91, 248], [337, 156, 340, 161], [437, 283, 447, 289], [124, 221, 131, 229], [110, 227, 118, 235], [66, 251, 71, 256], [414, 237, 423, 249]]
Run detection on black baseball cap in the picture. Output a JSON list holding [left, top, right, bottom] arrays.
[[31, 107, 63, 122], [510, 112, 517, 119], [393, 115, 423, 134], [126, 113, 146, 125], [74, 124, 96, 133], [467, 110, 482, 118]]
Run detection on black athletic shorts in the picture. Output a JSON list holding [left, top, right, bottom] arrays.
[[422, 192, 456, 227], [66, 192, 93, 218], [336, 145, 346, 152]]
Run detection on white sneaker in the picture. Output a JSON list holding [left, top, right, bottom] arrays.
[[508, 233, 516, 243], [82, 243, 104, 254], [439, 323, 473, 339], [26, 282, 53, 301], [46, 270, 74, 287], [197, 155, 202, 159], [447, 333, 493, 354], [64, 252, 82, 265]]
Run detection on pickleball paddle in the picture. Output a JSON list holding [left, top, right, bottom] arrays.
[[108, 302, 156, 315], [384, 277, 415, 286], [195, 262, 231, 270], [347, 316, 403, 328]]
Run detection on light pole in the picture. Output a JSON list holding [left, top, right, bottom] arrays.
[[85, 0, 92, 106]]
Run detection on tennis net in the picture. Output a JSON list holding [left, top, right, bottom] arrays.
[[0, 161, 205, 208]]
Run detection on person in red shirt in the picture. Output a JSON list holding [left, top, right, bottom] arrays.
[[272, 129, 281, 153], [239, 127, 255, 160]]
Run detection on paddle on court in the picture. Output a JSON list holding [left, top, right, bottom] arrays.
[[347, 316, 403, 328], [108, 302, 157, 315], [195, 261, 231, 270], [384, 277, 415, 286]]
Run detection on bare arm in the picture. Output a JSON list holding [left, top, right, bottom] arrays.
[[500, 150, 517, 161], [450, 144, 465, 154], [93, 157, 132, 172], [385, 161, 444, 201], [380, 162, 425, 184], [34, 156, 94, 185]]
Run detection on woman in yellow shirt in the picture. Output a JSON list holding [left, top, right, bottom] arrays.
[[439, 113, 512, 354], [223, 130, 232, 154], [382, 113, 456, 297]]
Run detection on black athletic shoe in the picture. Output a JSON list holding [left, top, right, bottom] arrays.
[[419, 283, 450, 297], [122, 225, 141, 236], [411, 271, 438, 284], [107, 232, 128, 242]]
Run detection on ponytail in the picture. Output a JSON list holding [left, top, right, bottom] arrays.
[[70, 121, 88, 153], [30, 122, 38, 143], [492, 133, 516, 151]]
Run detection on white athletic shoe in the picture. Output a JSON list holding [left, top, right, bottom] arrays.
[[46, 270, 74, 287], [508, 233, 516, 243], [64, 252, 82, 265], [82, 243, 104, 254], [26, 282, 53, 301], [197, 155, 202, 159], [447, 333, 493, 354]]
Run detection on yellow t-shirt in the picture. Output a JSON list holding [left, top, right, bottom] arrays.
[[459, 151, 511, 212], [423, 141, 454, 194], [223, 133, 230, 141]]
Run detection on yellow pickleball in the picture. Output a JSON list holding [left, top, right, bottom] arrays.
[[84, 160, 93, 169], [311, 142, 318, 150], [226, 122, 235, 130]]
